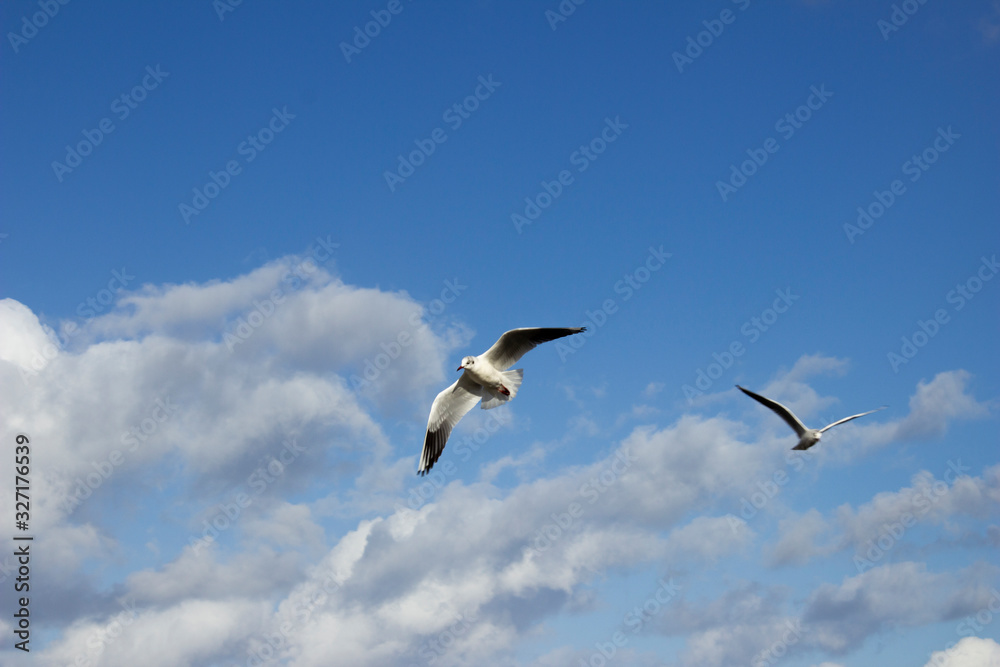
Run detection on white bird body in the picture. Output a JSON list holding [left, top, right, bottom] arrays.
[[418, 327, 585, 475], [736, 385, 885, 451], [459, 355, 507, 394], [794, 428, 824, 451]]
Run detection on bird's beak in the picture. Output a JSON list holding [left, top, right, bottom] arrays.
[[456, 365, 463, 371]]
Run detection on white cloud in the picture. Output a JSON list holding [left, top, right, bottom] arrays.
[[3, 259, 997, 667], [242, 502, 326, 551], [750, 354, 849, 419], [653, 562, 999, 666], [0, 298, 59, 369], [37, 598, 270, 667], [642, 381, 664, 397], [125, 544, 304, 605], [663, 515, 755, 563], [801, 562, 998, 654], [764, 463, 1000, 567], [765, 509, 832, 566], [923, 636, 1000, 667], [892, 370, 992, 441]]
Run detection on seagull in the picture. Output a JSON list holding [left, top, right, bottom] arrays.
[[418, 327, 586, 475], [736, 385, 885, 450]]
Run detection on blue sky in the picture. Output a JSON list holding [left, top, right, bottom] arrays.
[[1, 1, 999, 665]]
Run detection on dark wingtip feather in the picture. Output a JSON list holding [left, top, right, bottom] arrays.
[[417, 425, 450, 475]]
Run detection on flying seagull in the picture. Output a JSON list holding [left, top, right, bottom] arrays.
[[418, 327, 586, 475], [736, 385, 885, 450]]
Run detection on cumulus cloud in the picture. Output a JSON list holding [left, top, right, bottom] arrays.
[[0, 256, 468, 487], [765, 509, 833, 566], [37, 598, 270, 667], [653, 562, 998, 667], [2, 262, 996, 667], [749, 354, 849, 418], [801, 562, 997, 654], [662, 515, 756, 563], [924, 636, 1000, 667], [891, 370, 992, 441], [0, 257, 467, 628], [25, 406, 764, 665], [764, 464, 1000, 568], [0, 298, 60, 369]]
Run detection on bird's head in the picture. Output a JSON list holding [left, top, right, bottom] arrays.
[[457, 356, 476, 371]]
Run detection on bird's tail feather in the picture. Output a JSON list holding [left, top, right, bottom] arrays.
[[480, 369, 524, 409], [502, 368, 524, 398]]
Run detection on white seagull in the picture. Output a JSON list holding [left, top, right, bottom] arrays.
[[736, 385, 885, 450], [418, 327, 586, 475]]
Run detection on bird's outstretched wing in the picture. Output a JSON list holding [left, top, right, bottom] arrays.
[[736, 385, 808, 437], [481, 327, 586, 371], [419, 374, 483, 475], [818, 406, 886, 433]]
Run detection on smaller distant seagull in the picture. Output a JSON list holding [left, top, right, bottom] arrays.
[[419, 327, 586, 475], [736, 385, 885, 450]]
